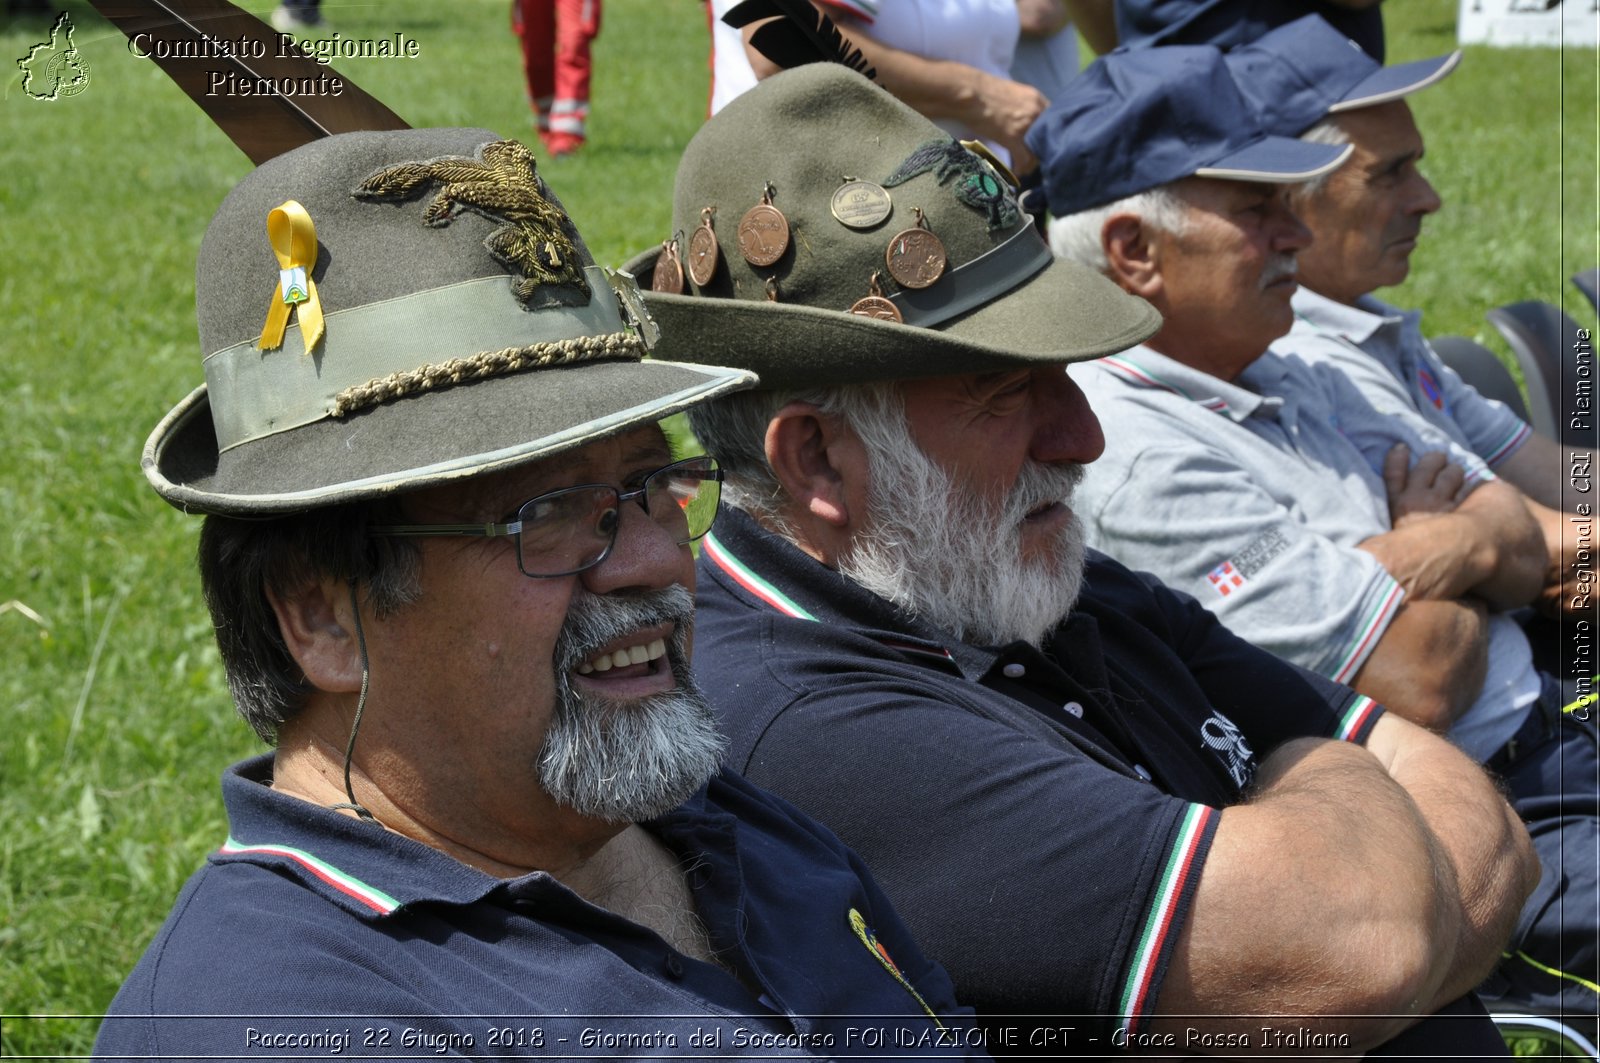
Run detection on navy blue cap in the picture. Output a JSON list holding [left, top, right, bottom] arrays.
[[1028, 45, 1353, 217], [1226, 15, 1460, 137]]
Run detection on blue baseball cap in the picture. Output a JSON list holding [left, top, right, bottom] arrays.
[[1028, 45, 1353, 217], [1226, 15, 1461, 137]]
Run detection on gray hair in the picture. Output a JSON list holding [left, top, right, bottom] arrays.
[[1291, 117, 1353, 201], [687, 381, 904, 529], [197, 503, 421, 743], [1047, 185, 1192, 271]]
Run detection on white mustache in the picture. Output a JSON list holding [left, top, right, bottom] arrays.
[[1260, 255, 1298, 289]]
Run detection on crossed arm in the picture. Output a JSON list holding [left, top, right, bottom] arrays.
[[1347, 445, 1545, 728], [1155, 714, 1537, 1051]]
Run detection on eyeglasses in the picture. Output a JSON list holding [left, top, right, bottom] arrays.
[[368, 456, 723, 578]]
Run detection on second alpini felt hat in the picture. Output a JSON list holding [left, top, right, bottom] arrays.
[[628, 64, 1162, 390]]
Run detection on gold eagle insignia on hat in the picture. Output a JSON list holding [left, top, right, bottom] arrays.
[[355, 139, 590, 306]]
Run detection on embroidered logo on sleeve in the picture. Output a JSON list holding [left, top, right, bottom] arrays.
[[1205, 561, 1244, 597], [1416, 367, 1448, 411], [1200, 712, 1255, 789], [1207, 528, 1292, 598]]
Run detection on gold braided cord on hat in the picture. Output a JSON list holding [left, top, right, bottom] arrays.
[[329, 331, 645, 417]]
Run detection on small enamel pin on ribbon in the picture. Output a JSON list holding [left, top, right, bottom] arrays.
[[259, 200, 325, 352]]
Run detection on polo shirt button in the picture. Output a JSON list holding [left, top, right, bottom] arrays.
[[664, 954, 685, 979], [1063, 701, 1083, 717], [1002, 663, 1026, 679], [1134, 764, 1152, 781]]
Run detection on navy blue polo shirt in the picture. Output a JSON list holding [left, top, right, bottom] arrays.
[[94, 756, 985, 1061], [693, 507, 1390, 1044]]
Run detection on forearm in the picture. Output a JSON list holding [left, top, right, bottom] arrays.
[[1363, 716, 1540, 1006], [1348, 599, 1488, 731], [821, 8, 1045, 165], [1158, 738, 1464, 1049], [1531, 500, 1590, 618], [1359, 508, 1540, 608]]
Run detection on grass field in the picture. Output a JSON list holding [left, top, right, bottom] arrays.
[[1, 0, 1595, 1056]]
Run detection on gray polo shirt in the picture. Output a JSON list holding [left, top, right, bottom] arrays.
[[1280, 288, 1534, 468], [1077, 345, 1539, 761]]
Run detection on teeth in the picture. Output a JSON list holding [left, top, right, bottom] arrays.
[[576, 636, 671, 676]]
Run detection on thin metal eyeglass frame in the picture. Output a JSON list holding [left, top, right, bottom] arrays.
[[366, 456, 723, 578]]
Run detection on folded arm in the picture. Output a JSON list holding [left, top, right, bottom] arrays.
[[1359, 445, 1545, 608], [1347, 597, 1488, 731], [1156, 715, 1536, 1050]]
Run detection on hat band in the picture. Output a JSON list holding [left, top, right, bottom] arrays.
[[204, 267, 634, 453], [886, 223, 1053, 327]]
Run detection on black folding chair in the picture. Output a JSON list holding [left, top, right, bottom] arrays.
[[1429, 335, 1532, 423], [1484, 300, 1592, 447], [1574, 268, 1599, 319]]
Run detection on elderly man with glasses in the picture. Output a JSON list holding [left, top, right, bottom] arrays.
[[92, 128, 981, 1061]]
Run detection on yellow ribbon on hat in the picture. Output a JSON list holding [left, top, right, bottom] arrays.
[[259, 200, 325, 352]]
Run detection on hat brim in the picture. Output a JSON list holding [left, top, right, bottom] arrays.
[[1332, 51, 1461, 112], [145, 358, 755, 516], [1196, 137, 1353, 183], [629, 252, 1163, 391]]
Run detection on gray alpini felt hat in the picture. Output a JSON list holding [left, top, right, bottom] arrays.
[[627, 64, 1162, 390], [145, 127, 756, 517]]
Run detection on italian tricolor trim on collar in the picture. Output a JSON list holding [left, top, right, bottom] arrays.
[[1101, 356, 1229, 413], [702, 532, 817, 621], [219, 837, 400, 915], [1118, 803, 1217, 1031]]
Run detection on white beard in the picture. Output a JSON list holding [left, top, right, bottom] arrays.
[[837, 413, 1088, 649]]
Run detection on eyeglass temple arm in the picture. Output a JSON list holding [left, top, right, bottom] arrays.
[[368, 521, 521, 538]]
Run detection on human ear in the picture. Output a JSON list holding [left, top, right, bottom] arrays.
[[1104, 213, 1162, 300], [265, 575, 365, 694], [764, 402, 856, 529]]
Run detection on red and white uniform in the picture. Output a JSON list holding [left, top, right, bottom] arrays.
[[511, 0, 602, 153]]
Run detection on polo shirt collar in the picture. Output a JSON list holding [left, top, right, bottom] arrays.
[[701, 506, 993, 681], [1099, 345, 1279, 424], [215, 755, 732, 923], [1292, 286, 1416, 345]]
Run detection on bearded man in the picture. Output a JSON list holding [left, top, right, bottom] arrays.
[[632, 62, 1534, 1055], [92, 128, 981, 1060]]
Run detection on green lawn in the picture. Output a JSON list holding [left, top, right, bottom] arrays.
[[0, 0, 1593, 1056]]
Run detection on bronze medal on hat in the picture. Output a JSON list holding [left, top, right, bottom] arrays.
[[688, 207, 721, 287], [885, 207, 947, 290], [738, 182, 790, 268], [830, 176, 892, 230], [651, 236, 686, 294], [848, 271, 902, 323]]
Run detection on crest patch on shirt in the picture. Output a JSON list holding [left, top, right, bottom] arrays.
[[1205, 561, 1244, 597], [1205, 528, 1290, 598], [1416, 367, 1447, 411]]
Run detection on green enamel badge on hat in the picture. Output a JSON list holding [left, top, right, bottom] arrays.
[[882, 138, 1019, 231]]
